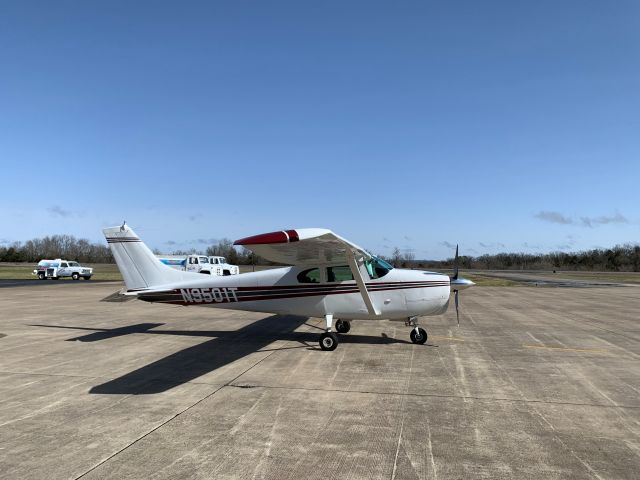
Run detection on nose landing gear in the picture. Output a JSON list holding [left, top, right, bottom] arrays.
[[406, 316, 427, 344]]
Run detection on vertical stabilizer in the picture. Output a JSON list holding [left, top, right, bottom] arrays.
[[103, 224, 189, 290]]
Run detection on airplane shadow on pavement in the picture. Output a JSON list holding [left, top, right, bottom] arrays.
[[29, 315, 414, 395]]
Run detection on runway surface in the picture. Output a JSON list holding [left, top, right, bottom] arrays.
[[1, 281, 639, 479], [0, 279, 117, 288], [469, 270, 638, 287]]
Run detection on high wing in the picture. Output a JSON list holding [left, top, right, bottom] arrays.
[[235, 229, 380, 316], [233, 228, 371, 266]]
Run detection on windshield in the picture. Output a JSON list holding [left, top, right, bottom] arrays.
[[365, 256, 393, 279]]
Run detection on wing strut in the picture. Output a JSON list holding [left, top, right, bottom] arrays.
[[346, 251, 381, 316]]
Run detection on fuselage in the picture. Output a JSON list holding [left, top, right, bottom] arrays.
[[137, 266, 451, 320]]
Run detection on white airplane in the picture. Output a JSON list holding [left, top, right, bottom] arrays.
[[104, 224, 474, 351]]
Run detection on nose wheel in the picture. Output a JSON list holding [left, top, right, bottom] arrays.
[[410, 327, 427, 344], [406, 316, 427, 344]]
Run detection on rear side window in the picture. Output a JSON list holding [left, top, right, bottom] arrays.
[[61, 263, 69, 268], [297, 268, 320, 283], [327, 266, 354, 282]]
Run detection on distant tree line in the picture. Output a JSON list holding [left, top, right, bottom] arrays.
[[3, 234, 639, 272], [382, 247, 416, 268], [412, 244, 640, 272], [0, 235, 113, 263]]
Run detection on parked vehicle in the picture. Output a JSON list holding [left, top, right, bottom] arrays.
[[208, 256, 240, 276], [33, 259, 93, 280], [157, 254, 238, 276]]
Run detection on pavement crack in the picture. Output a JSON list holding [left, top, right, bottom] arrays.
[[238, 383, 640, 410], [390, 346, 415, 480]]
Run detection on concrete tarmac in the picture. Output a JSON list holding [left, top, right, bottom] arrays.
[[0, 281, 639, 479], [469, 271, 635, 288]]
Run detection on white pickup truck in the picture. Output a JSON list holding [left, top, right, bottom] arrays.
[[33, 259, 93, 280], [208, 256, 240, 276], [157, 255, 239, 276]]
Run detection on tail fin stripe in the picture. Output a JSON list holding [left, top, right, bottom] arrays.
[[106, 238, 141, 243]]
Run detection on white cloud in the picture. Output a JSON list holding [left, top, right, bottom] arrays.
[[534, 211, 628, 228], [47, 205, 73, 218], [534, 211, 572, 225]]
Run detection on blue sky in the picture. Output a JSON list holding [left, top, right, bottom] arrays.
[[1, 1, 639, 259]]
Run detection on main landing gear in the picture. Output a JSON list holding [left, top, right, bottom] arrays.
[[335, 319, 351, 333], [319, 332, 338, 351], [406, 316, 427, 344], [317, 315, 426, 350], [318, 314, 351, 351]]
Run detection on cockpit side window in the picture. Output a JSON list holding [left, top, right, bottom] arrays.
[[365, 256, 393, 279], [326, 266, 354, 282], [297, 268, 320, 283]]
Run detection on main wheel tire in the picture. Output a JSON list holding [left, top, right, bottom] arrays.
[[72, 273, 79, 280], [38, 272, 45, 280], [335, 319, 351, 334], [319, 332, 339, 351], [410, 327, 428, 344], [82, 276, 91, 280]]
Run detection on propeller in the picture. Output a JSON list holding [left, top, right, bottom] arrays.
[[452, 244, 459, 281], [453, 245, 459, 326], [449, 244, 474, 327]]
